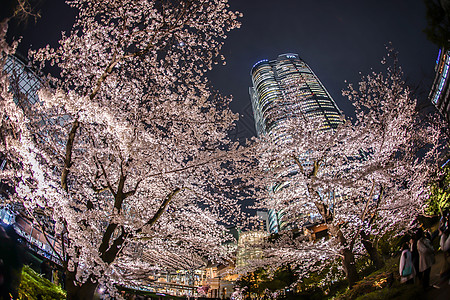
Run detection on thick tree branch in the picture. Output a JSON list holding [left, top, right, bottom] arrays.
[[89, 53, 119, 100], [61, 119, 79, 192], [114, 161, 127, 212], [123, 177, 143, 198], [292, 154, 305, 175], [136, 187, 181, 234], [98, 222, 118, 256], [100, 225, 127, 264], [98, 160, 116, 197], [349, 180, 376, 250]]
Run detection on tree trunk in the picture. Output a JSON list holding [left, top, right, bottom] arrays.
[[65, 271, 98, 300], [341, 247, 359, 289], [360, 231, 384, 269], [315, 203, 359, 288], [333, 227, 359, 288]]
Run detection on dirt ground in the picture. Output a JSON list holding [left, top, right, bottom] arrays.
[[425, 251, 450, 300]]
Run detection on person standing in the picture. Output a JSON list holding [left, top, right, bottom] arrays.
[[410, 233, 420, 281], [417, 229, 435, 289], [439, 227, 450, 281], [440, 227, 450, 252], [399, 243, 415, 284]]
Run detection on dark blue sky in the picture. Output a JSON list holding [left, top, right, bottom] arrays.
[[209, 0, 439, 139], [3, 0, 439, 140]]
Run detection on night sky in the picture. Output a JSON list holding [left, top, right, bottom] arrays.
[[210, 0, 439, 139], [2, 0, 439, 140]]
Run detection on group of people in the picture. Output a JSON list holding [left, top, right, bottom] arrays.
[[399, 213, 450, 289]]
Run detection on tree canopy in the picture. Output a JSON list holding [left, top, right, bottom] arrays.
[[243, 51, 446, 288], [0, 1, 246, 298]]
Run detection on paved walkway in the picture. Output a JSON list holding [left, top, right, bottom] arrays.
[[426, 251, 450, 299]]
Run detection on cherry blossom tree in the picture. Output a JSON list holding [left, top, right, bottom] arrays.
[[0, 0, 245, 298], [247, 52, 446, 288]]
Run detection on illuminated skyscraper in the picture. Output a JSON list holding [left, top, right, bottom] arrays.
[[249, 53, 341, 232], [250, 53, 340, 139], [429, 48, 450, 127]]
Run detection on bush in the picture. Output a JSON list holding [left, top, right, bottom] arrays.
[[18, 265, 66, 300], [336, 257, 423, 300], [426, 163, 450, 216], [356, 283, 423, 300]]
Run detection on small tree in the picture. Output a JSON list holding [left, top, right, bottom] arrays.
[[1, 1, 245, 298]]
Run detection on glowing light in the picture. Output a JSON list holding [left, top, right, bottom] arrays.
[[252, 59, 268, 69], [432, 52, 450, 104], [442, 158, 450, 168], [437, 48, 442, 65]]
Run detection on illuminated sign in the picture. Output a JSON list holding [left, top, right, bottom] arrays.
[[437, 48, 442, 65]]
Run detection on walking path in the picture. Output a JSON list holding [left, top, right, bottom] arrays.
[[426, 251, 450, 299]]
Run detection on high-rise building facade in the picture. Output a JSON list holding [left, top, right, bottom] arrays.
[[249, 53, 341, 233], [429, 48, 450, 128], [1, 55, 66, 263], [250, 53, 341, 140]]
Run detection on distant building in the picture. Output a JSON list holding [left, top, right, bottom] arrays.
[[1, 54, 41, 187], [1, 55, 71, 266], [256, 211, 269, 232], [0, 55, 63, 260], [203, 263, 237, 299], [3, 54, 41, 106], [429, 48, 450, 128], [236, 231, 268, 268], [249, 53, 341, 233]]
